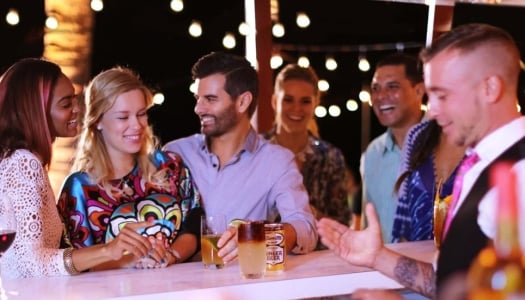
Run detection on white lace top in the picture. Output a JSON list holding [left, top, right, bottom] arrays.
[[0, 149, 68, 278]]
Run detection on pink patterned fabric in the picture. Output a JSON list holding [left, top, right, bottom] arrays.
[[442, 151, 480, 239]]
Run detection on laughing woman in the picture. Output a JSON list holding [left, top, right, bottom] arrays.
[[57, 67, 203, 270], [0, 58, 164, 279]]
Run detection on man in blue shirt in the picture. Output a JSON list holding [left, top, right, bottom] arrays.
[[359, 53, 425, 242], [164, 52, 317, 263]]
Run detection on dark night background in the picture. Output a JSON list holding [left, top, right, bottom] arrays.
[[1, 0, 525, 175]]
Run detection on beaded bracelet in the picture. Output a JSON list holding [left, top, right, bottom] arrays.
[[63, 248, 81, 275]]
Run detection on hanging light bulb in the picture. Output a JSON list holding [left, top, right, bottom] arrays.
[[188, 21, 202, 37], [238, 22, 251, 36], [358, 56, 370, 72], [346, 99, 359, 112], [314, 106, 327, 118], [152, 92, 165, 105], [170, 0, 184, 12], [272, 22, 285, 38], [90, 0, 104, 12], [325, 56, 337, 71], [5, 9, 19, 26], [296, 12, 310, 28], [318, 79, 329, 92], [297, 56, 310, 68], [328, 105, 341, 117], [222, 32, 236, 49], [45, 15, 58, 30], [270, 53, 283, 69], [359, 90, 371, 103]]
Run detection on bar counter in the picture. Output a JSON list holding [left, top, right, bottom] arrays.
[[2, 240, 436, 300]]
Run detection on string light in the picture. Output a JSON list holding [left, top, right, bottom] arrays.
[[90, 0, 103, 12], [297, 55, 310, 68], [238, 22, 251, 36], [346, 99, 359, 112], [188, 20, 202, 38], [325, 56, 337, 71], [359, 90, 371, 103], [270, 53, 283, 69], [45, 16, 58, 30], [272, 22, 285, 38], [153, 92, 165, 105], [314, 106, 327, 118], [5, 9, 19, 26], [222, 32, 236, 49], [296, 12, 310, 28], [358, 56, 370, 72], [318, 79, 329, 92], [170, 0, 184, 12]]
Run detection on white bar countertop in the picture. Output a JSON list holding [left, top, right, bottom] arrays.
[[2, 240, 436, 300]]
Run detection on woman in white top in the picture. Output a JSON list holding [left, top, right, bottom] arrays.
[[0, 58, 165, 278]]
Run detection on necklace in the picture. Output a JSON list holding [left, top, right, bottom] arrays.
[[119, 177, 134, 197]]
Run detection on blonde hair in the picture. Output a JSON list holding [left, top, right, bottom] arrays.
[[73, 66, 164, 192], [273, 64, 320, 137]]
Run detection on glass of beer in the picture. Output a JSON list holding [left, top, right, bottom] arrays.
[[201, 214, 226, 269], [237, 220, 266, 279]]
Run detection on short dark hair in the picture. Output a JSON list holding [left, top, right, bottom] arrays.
[[375, 52, 423, 85], [192, 51, 259, 117]]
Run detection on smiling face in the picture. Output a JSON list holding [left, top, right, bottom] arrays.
[[193, 73, 241, 138], [97, 89, 148, 160], [425, 49, 485, 148], [370, 64, 423, 129], [48, 73, 80, 139], [273, 79, 316, 135]]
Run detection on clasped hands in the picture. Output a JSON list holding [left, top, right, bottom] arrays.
[[106, 221, 176, 269]]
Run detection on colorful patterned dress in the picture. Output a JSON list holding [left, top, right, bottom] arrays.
[[57, 150, 202, 248], [392, 121, 459, 243]]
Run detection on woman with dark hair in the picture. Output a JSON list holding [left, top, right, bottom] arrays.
[[392, 119, 465, 245], [0, 58, 163, 279]]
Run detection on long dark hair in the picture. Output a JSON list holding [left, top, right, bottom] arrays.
[[0, 58, 62, 167], [395, 119, 442, 193]]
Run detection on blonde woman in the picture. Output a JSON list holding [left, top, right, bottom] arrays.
[[58, 67, 203, 270], [264, 64, 350, 244], [0, 58, 163, 279]]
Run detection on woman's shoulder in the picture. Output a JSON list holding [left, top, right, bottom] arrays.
[[151, 149, 184, 165], [3, 149, 43, 171]]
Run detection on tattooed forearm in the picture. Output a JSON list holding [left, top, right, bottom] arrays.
[[394, 256, 418, 287], [421, 263, 436, 297], [393, 256, 436, 298]]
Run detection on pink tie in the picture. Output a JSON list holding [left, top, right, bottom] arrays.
[[442, 151, 480, 239]]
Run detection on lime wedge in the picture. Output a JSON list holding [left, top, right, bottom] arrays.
[[229, 219, 248, 228]]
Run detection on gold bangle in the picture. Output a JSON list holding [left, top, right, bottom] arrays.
[[63, 248, 81, 275], [168, 248, 181, 264]]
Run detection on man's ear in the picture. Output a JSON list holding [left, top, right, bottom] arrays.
[[238, 91, 252, 113], [415, 82, 425, 97], [484, 75, 503, 103]]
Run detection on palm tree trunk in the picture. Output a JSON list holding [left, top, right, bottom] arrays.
[[43, 0, 93, 197]]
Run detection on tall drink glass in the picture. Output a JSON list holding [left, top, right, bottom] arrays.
[[237, 221, 266, 279], [201, 215, 226, 269]]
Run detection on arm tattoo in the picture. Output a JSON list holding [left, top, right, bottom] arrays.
[[394, 256, 418, 287], [393, 256, 436, 298]]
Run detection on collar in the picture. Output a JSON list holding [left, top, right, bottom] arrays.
[[198, 127, 260, 155]]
